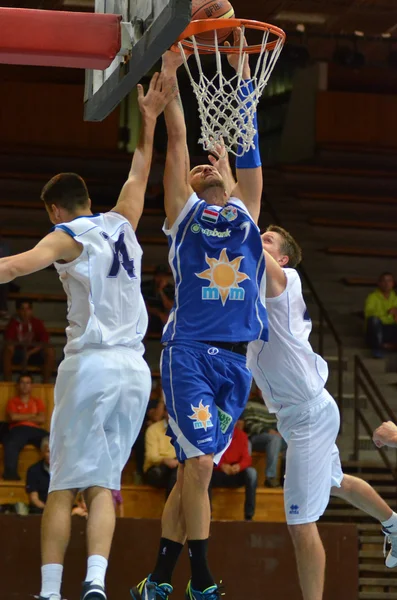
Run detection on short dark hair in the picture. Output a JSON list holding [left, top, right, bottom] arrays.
[[266, 225, 302, 268], [379, 272, 394, 280], [16, 298, 32, 310], [18, 372, 33, 384], [41, 173, 90, 212]]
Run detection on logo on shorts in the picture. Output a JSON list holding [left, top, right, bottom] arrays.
[[289, 504, 300, 515], [189, 400, 213, 431], [196, 248, 249, 306], [207, 347, 219, 356], [217, 406, 233, 434]]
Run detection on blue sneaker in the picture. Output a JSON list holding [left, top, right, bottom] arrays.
[[185, 581, 224, 600], [130, 576, 173, 600]]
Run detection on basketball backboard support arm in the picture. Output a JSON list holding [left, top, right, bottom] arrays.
[[84, 0, 191, 122]]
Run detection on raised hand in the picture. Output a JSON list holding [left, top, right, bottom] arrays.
[[225, 27, 250, 79], [137, 72, 177, 121]]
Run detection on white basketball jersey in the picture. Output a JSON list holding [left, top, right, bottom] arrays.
[[247, 268, 328, 412], [54, 212, 148, 355]]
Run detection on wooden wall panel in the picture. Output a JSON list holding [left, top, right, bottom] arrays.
[[0, 81, 119, 150], [316, 91, 397, 148]]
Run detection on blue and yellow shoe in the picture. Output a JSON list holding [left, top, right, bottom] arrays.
[[130, 576, 173, 600], [185, 581, 224, 600]]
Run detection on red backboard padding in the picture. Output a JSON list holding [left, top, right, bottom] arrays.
[[0, 7, 121, 69]]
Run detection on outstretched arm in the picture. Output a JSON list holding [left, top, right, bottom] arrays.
[[162, 51, 194, 228], [226, 29, 263, 223], [264, 250, 287, 298], [112, 73, 175, 230], [0, 230, 82, 283]]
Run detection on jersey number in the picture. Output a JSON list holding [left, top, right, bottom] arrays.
[[101, 231, 135, 279]]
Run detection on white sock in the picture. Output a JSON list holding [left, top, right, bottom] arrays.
[[40, 564, 63, 599], [85, 555, 108, 587], [381, 512, 397, 533]]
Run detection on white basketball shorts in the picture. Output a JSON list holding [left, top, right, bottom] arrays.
[[49, 346, 151, 492], [277, 390, 344, 525]]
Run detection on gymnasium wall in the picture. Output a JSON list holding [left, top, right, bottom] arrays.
[[0, 65, 119, 151], [0, 516, 358, 600]]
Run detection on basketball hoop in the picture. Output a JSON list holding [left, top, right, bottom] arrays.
[[171, 18, 286, 157]]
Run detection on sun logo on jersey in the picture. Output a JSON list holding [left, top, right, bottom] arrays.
[[189, 400, 213, 431], [196, 248, 250, 305]]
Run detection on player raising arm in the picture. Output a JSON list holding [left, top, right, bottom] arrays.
[[248, 226, 397, 600], [131, 32, 268, 600], [0, 73, 174, 600]]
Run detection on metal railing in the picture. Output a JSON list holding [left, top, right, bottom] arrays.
[[263, 197, 344, 418], [353, 354, 397, 478]]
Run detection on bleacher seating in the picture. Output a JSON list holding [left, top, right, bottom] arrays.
[[341, 277, 377, 287], [310, 217, 397, 231], [297, 191, 397, 205], [325, 246, 397, 258], [0, 383, 285, 521]]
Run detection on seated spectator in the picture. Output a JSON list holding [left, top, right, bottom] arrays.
[[3, 299, 55, 382], [3, 373, 49, 480], [143, 401, 178, 497], [141, 265, 174, 333], [365, 272, 397, 358], [243, 391, 286, 488], [72, 493, 88, 518], [211, 420, 257, 521], [111, 489, 124, 517], [26, 436, 50, 514]]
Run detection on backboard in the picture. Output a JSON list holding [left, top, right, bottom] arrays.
[[84, 0, 191, 122]]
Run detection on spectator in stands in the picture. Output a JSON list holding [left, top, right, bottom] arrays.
[[243, 390, 286, 488], [143, 400, 178, 497], [3, 299, 55, 382], [26, 436, 50, 514], [141, 265, 175, 333], [3, 373, 49, 480], [0, 235, 10, 323], [211, 419, 257, 521], [111, 489, 124, 517], [365, 272, 397, 358]]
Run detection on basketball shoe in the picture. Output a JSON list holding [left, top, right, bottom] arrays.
[[185, 581, 224, 600], [80, 580, 107, 600], [130, 576, 173, 600], [383, 527, 397, 568]]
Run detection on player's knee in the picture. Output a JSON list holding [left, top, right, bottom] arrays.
[[288, 522, 317, 544], [184, 454, 214, 487]]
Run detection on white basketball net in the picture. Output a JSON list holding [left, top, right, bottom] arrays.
[[178, 26, 284, 157]]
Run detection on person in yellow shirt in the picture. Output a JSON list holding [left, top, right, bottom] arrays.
[[144, 402, 178, 497], [365, 272, 397, 358]]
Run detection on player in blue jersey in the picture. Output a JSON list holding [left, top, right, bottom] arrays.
[[131, 32, 268, 600]]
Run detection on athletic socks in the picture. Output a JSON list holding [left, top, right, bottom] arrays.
[[40, 564, 63, 599], [85, 555, 108, 587], [187, 539, 215, 592], [381, 511, 397, 534], [151, 538, 184, 585]]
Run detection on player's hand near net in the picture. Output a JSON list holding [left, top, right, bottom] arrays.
[[224, 27, 250, 79], [208, 137, 236, 198], [137, 72, 177, 121]]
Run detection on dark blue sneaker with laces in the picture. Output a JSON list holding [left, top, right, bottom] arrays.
[[130, 575, 173, 600], [80, 580, 107, 600], [185, 581, 224, 600]]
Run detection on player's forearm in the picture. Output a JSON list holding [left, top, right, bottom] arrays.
[[128, 115, 157, 184], [0, 257, 19, 283], [162, 71, 187, 141]]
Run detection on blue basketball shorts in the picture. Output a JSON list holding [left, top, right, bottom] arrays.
[[160, 340, 252, 463]]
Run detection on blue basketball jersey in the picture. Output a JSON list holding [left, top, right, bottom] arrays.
[[162, 193, 268, 343]]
